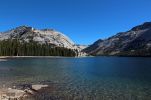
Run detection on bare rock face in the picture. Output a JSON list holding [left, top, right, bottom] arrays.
[[0, 26, 75, 49], [84, 22, 151, 56]]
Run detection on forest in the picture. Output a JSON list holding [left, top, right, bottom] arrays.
[[0, 39, 76, 57]]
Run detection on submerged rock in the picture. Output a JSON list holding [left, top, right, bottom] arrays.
[[32, 85, 48, 91]]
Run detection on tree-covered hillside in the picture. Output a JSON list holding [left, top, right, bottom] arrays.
[[0, 39, 76, 57]]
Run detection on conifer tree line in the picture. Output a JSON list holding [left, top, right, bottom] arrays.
[[0, 39, 76, 57]]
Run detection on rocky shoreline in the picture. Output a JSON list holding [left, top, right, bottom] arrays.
[[0, 84, 48, 100]]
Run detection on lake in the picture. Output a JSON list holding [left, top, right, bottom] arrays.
[[0, 57, 151, 100]]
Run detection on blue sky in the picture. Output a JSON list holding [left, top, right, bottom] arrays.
[[0, 0, 151, 45]]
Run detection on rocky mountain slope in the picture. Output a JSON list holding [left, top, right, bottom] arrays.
[[0, 26, 87, 56], [84, 22, 151, 56], [0, 26, 76, 48]]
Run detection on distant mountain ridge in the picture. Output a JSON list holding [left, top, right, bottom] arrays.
[[84, 22, 151, 56], [1, 22, 151, 57]]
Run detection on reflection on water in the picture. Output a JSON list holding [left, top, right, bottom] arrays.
[[0, 57, 151, 99]]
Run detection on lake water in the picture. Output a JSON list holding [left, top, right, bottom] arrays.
[[0, 57, 151, 100]]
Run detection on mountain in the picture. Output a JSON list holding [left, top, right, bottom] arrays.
[[0, 26, 87, 57], [0, 26, 76, 49], [84, 22, 151, 56]]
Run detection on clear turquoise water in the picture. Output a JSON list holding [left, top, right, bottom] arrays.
[[0, 57, 151, 100]]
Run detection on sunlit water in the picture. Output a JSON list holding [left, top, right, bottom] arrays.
[[0, 57, 151, 100]]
